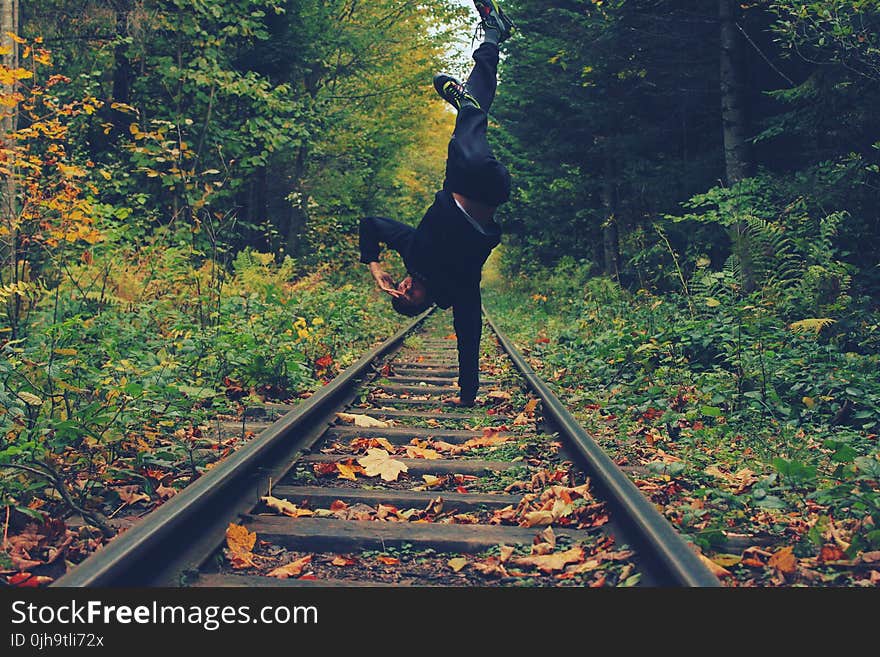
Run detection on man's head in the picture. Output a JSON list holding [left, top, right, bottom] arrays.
[[391, 276, 432, 317]]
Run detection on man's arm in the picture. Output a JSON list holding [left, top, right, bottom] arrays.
[[359, 216, 416, 265], [452, 283, 483, 406]]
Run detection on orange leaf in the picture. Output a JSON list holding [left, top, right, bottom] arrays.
[[768, 546, 797, 574], [819, 545, 846, 563], [313, 462, 338, 477], [8, 572, 53, 587], [225, 523, 256, 569], [511, 547, 585, 573], [331, 556, 357, 567], [267, 555, 312, 579], [377, 556, 399, 565]]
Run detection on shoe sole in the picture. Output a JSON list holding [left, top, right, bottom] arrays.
[[480, 0, 516, 40], [433, 76, 480, 111]]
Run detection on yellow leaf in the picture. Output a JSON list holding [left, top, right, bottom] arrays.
[[358, 448, 408, 482], [336, 412, 390, 428], [225, 523, 256, 569], [705, 298, 721, 308], [6, 32, 26, 44], [336, 463, 358, 481], [17, 391, 42, 406], [802, 396, 815, 409], [451, 430, 510, 454], [267, 555, 312, 579], [405, 445, 441, 460], [520, 511, 555, 528], [698, 553, 732, 578], [499, 545, 515, 563], [511, 546, 585, 573], [421, 474, 444, 489], [261, 495, 314, 518], [447, 557, 468, 572], [711, 554, 742, 568]]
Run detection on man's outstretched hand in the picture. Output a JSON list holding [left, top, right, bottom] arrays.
[[369, 262, 402, 298]]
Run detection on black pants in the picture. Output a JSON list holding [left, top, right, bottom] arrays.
[[443, 43, 511, 207]]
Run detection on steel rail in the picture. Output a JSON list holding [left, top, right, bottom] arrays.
[[54, 308, 435, 587], [483, 307, 721, 587]]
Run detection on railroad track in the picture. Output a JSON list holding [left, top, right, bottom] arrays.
[[55, 308, 719, 587]]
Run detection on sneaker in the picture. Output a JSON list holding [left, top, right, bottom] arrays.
[[473, 0, 516, 43], [433, 74, 481, 111]]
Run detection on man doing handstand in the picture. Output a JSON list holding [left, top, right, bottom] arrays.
[[358, 0, 515, 407]]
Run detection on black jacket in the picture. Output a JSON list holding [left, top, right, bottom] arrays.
[[359, 189, 501, 402]]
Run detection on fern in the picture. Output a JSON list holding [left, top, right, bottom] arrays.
[[0, 281, 43, 304], [789, 318, 837, 335]]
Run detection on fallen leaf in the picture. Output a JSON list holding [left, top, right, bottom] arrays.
[[350, 437, 397, 452], [768, 546, 797, 574], [336, 413, 390, 428], [330, 500, 349, 511], [422, 474, 445, 489], [331, 556, 357, 567], [376, 504, 400, 520], [452, 431, 511, 454], [472, 558, 508, 577], [565, 559, 601, 574], [8, 572, 53, 587], [486, 390, 512, 402], [499, 545, 515, 563], [225, 523, 256, 569], [532, 527, 556, 555], [267, 555, 312, 579], [520, 511, 555, 528], [511, 546, 585, 573], [261, 496, 314, 518], [819, 545, 846, 563], [698, 553, 732, 578], [861, 551, 880, 564], [313, 462, 338, 477], [447, 557, 468, 572], [405, 445, 442, 460], [113, 485, 150, 506], [336, 463, 359, 481], [711, 553, 742, 567], [424, 496, 444, 515], [377, 556, 399, 565], [156, 484, 177, 499], [358, 448, 408, 482]]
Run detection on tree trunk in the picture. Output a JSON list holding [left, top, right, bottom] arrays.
[[284, 145, 309, 259], [602, 149, 620, 282], [720, 0, 752, 184], [0, 0, 19, 279], [110, 0, 133, 132], [719, 0, 755, 292]]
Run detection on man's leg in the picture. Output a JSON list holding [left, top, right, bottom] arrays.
[[443, 43, 510, 207]]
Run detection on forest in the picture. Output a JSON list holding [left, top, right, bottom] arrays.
[[1, 0, 878, 588]]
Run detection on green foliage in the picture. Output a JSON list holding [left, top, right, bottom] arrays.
[[485, 267, 880, 561]]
